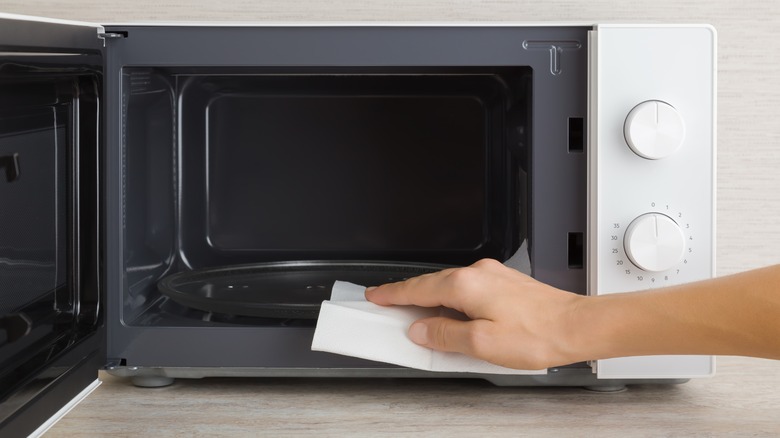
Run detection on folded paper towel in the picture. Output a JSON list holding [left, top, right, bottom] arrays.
[[311, 281, 545, 375]]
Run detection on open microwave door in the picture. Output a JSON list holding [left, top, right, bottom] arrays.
[[0, 13, 105, 437]]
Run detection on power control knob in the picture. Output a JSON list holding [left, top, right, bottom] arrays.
[[624, 213, 686, 272], [624, 100, 685, 160]]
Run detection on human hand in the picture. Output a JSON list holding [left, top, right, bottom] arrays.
[[365, 258, 587, 370]]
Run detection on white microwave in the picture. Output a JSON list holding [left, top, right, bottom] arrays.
[[0, 14, 715, 436]]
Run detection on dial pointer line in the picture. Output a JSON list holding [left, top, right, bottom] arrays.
[[654, 215, 659, 238]]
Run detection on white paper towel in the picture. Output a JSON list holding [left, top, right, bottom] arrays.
[[311, 281, 546, 375]]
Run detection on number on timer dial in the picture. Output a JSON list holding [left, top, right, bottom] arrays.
[[623, 213, 686, 272]]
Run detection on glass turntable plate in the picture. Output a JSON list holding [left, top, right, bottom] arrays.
[[157, 261, 447, 319]]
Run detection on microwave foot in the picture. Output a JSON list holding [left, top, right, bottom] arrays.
[[583, 384, 627, 393], [131, 375, 175, 388]]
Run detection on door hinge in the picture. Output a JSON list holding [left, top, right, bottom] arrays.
[[97, 31, 128, 46]]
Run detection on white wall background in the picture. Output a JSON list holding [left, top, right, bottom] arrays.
[[2, 0, 778, 276]]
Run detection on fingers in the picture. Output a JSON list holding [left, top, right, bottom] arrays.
[[409, 316, 552, 371], [407, 316, 493, 360], [360, 258, 579, 371], [365, 268, 457, 307], [365, 268, 476, 315], [365, 258, 506, 314]]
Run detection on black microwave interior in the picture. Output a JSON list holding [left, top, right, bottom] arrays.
[[123, 66, 530, 326]]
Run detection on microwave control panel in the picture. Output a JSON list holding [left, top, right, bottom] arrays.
[[588, 25, 716, 378]]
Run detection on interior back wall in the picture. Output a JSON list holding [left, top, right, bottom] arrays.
[[3, 0, 778, 277]]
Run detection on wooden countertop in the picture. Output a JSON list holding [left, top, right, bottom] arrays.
[[46, 356, 780, 436]]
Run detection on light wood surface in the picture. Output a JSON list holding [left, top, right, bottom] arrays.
[[44, 356, 780, 437]]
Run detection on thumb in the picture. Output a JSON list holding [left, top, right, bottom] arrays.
[[408, 317, 486, 358]]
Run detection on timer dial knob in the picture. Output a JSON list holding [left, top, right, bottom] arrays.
[[624, 100, 685, 160], [624, 213, 686, 272]]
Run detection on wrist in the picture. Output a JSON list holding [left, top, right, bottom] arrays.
[[563, 293, 627, 364]]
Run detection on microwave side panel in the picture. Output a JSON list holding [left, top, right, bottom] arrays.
[[0, 12, 106, 437], [588, 25, 716, 378]]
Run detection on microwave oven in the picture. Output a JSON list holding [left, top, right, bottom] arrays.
[[0, 14, 716, 435]]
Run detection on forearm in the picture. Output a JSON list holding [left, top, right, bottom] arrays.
[[572, 264, 780, 362]]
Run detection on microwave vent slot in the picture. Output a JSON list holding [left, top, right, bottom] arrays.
[[568, 117, 584, 153], [567, 232, 584, 269]]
